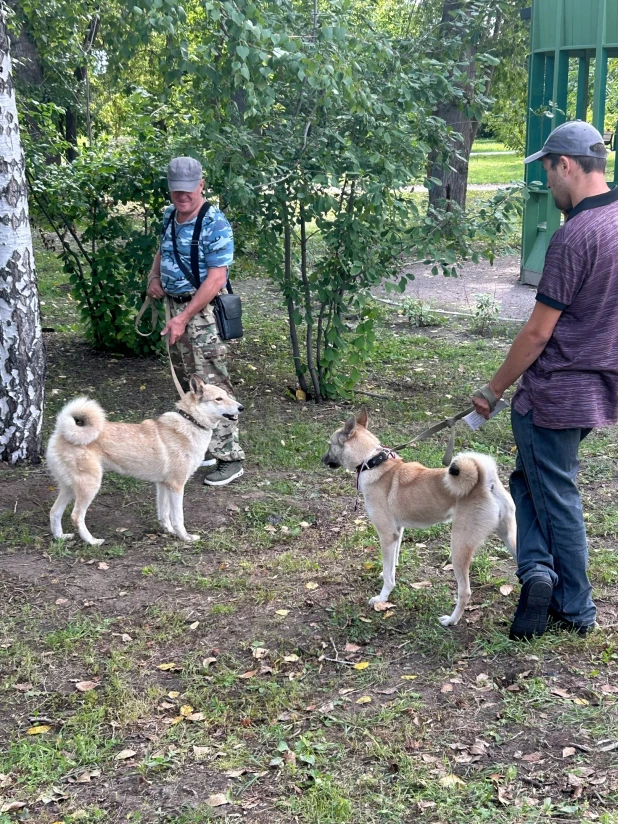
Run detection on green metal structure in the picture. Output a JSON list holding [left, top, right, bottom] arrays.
[[521, 0, 618, 285]]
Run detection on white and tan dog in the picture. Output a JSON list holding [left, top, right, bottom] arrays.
[[323, 409, 516, 626], [47, 376, 243, 545]]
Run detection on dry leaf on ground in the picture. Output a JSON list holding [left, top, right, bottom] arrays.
[[114, 749, 137, 760], [26, 725, 50, 735], [353, 661, 370, 670], [207, 794, 229, 807], [75, 680, 98, 692]]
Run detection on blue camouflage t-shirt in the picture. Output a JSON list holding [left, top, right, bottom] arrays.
[[159, 203, 234, 296]]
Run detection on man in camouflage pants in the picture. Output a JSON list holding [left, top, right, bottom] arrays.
[[147, 156, 245, 486]]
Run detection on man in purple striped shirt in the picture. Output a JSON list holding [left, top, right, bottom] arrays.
[[472, 121, 618, 640]]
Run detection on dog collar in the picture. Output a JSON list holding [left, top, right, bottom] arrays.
[[356, 449, 397, 490], [175, 409, 211, 432]]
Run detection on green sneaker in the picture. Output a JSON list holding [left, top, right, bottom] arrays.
[[203, 460, 244, 486]]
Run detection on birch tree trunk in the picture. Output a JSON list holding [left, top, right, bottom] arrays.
[[0, 13, 45, 464]]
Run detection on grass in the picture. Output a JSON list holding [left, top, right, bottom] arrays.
[[2, 240, 618, 823]]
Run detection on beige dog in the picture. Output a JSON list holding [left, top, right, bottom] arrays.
[[47, 376, 243, 545], [323, 409, 516, 626]]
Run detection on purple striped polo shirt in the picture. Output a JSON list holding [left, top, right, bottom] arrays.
[[513, 188, 618, 429]]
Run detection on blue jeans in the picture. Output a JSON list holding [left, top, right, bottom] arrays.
[[510, 408, 596, 627]]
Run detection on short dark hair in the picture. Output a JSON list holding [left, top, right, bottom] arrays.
[[546, 143, 607, 174]]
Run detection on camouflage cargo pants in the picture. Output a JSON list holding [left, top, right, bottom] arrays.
[[168, 298, 244, 462]]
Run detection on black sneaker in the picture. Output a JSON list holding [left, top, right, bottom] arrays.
[[547, 608, 596, 636], [509, 576, 553, 641]]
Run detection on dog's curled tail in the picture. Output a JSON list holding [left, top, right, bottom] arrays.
[[53, 397, 106, 446], [444, 451, 498, 498]]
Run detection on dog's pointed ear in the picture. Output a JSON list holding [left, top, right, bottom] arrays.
[[356, 407, 368, 428], [189, 375, 206, 396], [341, 414, 357, 439]]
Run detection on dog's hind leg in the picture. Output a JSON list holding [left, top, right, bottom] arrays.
[[496, 507, 517, 561], [50, 485, 75, 540], [71, 471, 104, 546], [439, 532, 475, 627], [369, 526, 400, 606], [166, 485, 200, 543], [156, 483, 174, 534]]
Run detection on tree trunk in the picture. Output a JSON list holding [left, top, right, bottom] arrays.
[[0, 13, 45, 464], [428, 104, 480, 210], [427, 0, 501, 211]]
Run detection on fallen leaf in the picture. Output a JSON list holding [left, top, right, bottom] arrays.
[[98, 562, 109, 571], [168, 691, 180, 699], [13, 683, 33, 692], [382, 610, 395, 618], [224, 768, 246, 778], [356, 695, 372, 704], [75, 680, 98, 692], [114, 748, 137, 760], [601, 684, 618, 694], [521, 752, 542, 762], [55, 598, 68, 605], [193, 745, 210, 759], [572, 697, 589, 706], [358, 616, 372, 623], [551, 687, 571, 698], [305, 582, 319, 590], [376, 687, 398, 695], [187, 712, 205, 722], [189, 621, 199, 630], [157, 662, 179, 671], [440, 683, 453, 693], [499, 584, 514, 596], [239, 669, 258, 679], [283, 654, 300, 663], [0, 774, 12, 788], [344, 643, 361, 653], [401, 675, 418, 681], [275, 609, 289, 617], [339, 688, 356, 695], [563, 747, 576, 758], [318, 701, 334, 713], [284, 749, 296, 766], [440, 774, 466, 788], [202, 657, 217, 668], [26, 725, 51, 735], [353, 661, 370, 670], [252, 647, 269, 660], [299, 521, 310, 528], [179, 705, 194, 717], [410, 581, 432, 589], [372, 601, 394, 612], [207, 794, 229, 807], [0, 801, 27, 813]]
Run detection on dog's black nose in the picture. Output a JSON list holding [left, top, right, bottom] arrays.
[[238, 404, 245, 413]]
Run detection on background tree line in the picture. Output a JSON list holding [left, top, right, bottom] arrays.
[[9, 0, 529, 404]]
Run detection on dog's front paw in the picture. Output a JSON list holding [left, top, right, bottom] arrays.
[[184, 533, 201, 543], [369, 595, 388, 607], [87, 538, 105, 547], [438, 614, 457, 627]]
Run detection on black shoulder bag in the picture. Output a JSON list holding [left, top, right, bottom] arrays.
[[167, 203, 243, 341]]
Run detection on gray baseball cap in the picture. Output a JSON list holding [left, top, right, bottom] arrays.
[[167, 156, 203, 191], [524, 121, 607, 164]]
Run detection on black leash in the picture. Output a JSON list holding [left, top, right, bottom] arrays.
[[389, 406, 475, 467]]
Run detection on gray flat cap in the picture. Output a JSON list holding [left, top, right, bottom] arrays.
[[167, 156, 203, 191], [524, 121, 607, 164]]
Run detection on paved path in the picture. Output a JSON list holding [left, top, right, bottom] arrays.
[[375, 254, 536, 322]]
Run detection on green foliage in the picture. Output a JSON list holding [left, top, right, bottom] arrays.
[[21, 0, 525, 392], [471, 292, 502, 334], [401, 297, 441, 328]]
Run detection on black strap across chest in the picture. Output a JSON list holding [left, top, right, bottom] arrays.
[[164, 202, 233, 295], [175, 408, 211, 432]]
